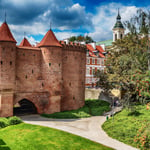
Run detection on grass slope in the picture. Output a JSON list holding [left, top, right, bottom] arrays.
[[0, 123, 113, 150], [102, 105, 150, 149], [42, 99, 110, 119]]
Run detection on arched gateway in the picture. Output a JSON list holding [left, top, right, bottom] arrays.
[[14, 99, 37, 115]]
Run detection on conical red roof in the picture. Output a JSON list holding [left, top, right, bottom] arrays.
[[38, 29, 62, 47], [0, 22, 16, 43], [19, 37, 32, 47]]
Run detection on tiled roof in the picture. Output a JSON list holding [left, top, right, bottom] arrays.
[[38, 29, 62, 47], [96, 45, 105, 53], [89, 51, 97, 57], [86, 44, 95, 51], [0, 22, 16, 43], [99, 53, 105, 58], [19, 37, 32, 47]]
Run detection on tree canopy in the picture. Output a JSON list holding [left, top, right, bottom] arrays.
[[68, 35, 94, 43], [96, 9, 150, 106]]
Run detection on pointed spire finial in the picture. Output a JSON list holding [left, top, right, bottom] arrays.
[[4, 11, 7, 23], [117, 8, 121, 20], [24, 32, 26, 38], [50, 21, 52, 30], [118, 8, 119, 15]]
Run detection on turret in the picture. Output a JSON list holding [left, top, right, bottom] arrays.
[[38, 29, 63, 114], [19, 37, 32, 47], [0, 22, 17, 117], [113, 9, 125, 42]]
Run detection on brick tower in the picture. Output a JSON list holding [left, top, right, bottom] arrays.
[[0, 22, 17, 117], [38, 29, 63, 114]]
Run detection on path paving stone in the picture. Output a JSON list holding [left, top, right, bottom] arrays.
[[21, 108, 139, 150]]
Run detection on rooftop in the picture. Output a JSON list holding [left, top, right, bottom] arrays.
[[38, 29, 62, 47], [96, 40, 113, 46], [0, 22, 16, 43], [19, 37, 32, 47]]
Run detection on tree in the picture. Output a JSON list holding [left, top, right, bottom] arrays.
[[96, 9, 150, 107], [68, 35, 94, 43]]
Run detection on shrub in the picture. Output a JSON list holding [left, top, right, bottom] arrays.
[[0, 118, 9, 128], [8, 116, 22, 125], [134, 121, 150, 150]]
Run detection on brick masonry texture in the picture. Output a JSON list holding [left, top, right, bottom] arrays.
[[0, 24, 86, 117]]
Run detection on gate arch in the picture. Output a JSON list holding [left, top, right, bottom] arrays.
[[14, 99, 37, 116]]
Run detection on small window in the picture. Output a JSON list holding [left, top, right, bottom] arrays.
[[42, 83, 44, 87], [87, 58, 90, 64], [92, 58, 95, 64], [32, 70, 34, 74], [86, 68, 90, 75], [97, 59, 100, 65], [59, 64, 61, 67], [49, 63, 51, 67], [115, 34, 117, 41], [25, 75, 27, 79], [73, 96, 75, 100], [10, 61, 12, 65], [1, 61, 3, 65], [120, 34, 123, 39], [69, 82, 71, 86], [23, 53, 25, 56]]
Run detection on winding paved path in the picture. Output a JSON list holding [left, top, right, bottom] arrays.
[[21, 109, 138, 150]]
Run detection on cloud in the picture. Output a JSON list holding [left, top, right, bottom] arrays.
[[0, 0, 93, 44], [88, 3, 139, 42]]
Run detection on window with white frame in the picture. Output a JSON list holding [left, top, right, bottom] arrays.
[[101, 59, 104, 65], [92, 58, 95, 64], [86, 58, 90, 64], [86, 67, 90, 75], [92, 68, 95, 75], [97, 59, 100, 65]]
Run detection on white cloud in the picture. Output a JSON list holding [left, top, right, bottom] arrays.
[[88, 3, 139, 42]]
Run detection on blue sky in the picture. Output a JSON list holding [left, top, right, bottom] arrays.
[[0, 0, 149, 45]]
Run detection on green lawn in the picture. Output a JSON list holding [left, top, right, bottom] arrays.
[[0, 123, 113, 150], [102, 104, 150, 149], [41, 99, 110, 119]]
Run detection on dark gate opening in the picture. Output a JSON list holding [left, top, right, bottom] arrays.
[[14, 99, 37, 116]]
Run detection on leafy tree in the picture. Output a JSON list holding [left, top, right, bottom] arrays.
[[68, 35, 94, 43], [96, 9, 150, 107]]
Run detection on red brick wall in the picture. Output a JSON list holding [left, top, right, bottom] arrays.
[[16, 47, 43, 92], [0, 42, 16, 90], [0, 43, 86, 117], [61, 45, 86, 111], [40, 46, 62, 114]]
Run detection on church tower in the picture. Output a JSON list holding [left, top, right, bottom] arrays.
[[113, 9, 125, 42]]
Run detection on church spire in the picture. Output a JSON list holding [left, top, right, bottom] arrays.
[[113, 9, 124, 30], [112, 9, 125, 42], [117, 8, 121, 20]]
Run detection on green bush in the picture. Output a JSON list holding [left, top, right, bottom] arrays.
[[0, 118, 9, 128], [42, 99, 111, 119], [8, 116, 22, 125]]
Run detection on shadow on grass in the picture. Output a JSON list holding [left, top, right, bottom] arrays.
[[0, 139, 11, 150], [128, 110, 143, 116]]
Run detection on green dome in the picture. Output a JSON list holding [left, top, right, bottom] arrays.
[[113, 21, 124, 29]]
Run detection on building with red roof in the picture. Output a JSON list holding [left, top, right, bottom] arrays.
[[86, 43, 105, 88], [0, 22, 86, 117]]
